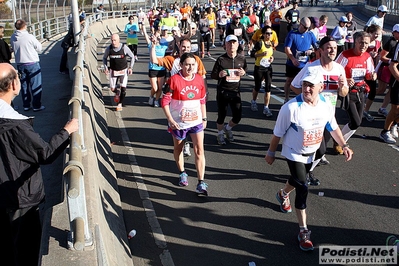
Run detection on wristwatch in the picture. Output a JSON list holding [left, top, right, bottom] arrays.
[[202, 117, 207, 121], [342, 143, 350, 149]]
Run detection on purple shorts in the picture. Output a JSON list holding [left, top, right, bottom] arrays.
[[169, 123, 204, 140]]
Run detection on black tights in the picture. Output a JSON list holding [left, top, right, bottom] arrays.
[[287, 159, 312, 210]]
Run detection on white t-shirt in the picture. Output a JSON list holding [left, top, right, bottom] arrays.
[[273, 94, 338, 163], [291, 61, 347, 107]]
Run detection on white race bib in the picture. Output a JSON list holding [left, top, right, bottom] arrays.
[[260, 58, 270, 68]]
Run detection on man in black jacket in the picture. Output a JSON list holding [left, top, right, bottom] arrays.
[[225, 14, 250, 55], [211, 35, 247, 145], [0, 63, 78, 265]]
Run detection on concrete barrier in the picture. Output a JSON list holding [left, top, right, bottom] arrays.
[[40, 17, 133, 266]]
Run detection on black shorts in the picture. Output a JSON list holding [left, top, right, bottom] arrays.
[[285, 64, 302, 78], [148, 69, 166, 78], [390, 79, 399, 105], [217, 24, 226, 31]]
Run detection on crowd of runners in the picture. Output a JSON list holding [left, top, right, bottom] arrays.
[[99, 0, 399, 253]]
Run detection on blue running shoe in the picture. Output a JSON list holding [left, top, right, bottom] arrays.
[[179, 172, 188, 186], [196, 182, 208, 196]]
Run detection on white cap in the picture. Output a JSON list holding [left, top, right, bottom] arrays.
[[378, 5, 388, 12], [393, 24, 399, 32], [161, 25, 170, 31], [172, 26, 180, 31], [190, 22, 197, 29], [339, 16, 348, 23], [301, 68, 325, 85], [225, 34, 238, 42]]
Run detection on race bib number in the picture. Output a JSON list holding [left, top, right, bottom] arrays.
[[180, 108, 198, 122], [191, 43, 199, 52], [260, 58, 270, 68], [303, 127, 324, 146], [209, 19, 215, 26], [321, 91, 338, 107], [226, 69, 240, 82], [296, 50, 308, 63], [351, 68, 366, 82], [234, 28, 242, 36], [113, 69, 126, 76]]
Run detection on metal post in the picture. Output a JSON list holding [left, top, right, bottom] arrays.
[[12, 0, 17, 22], [71, 0, 81, 45]]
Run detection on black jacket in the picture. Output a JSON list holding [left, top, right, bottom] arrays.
[[211, 53, 247, 92], [0, 117, 70, 210], [226, 23, 249, 43], [0, 39, 12, 64]]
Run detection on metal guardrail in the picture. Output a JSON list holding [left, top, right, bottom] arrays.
[[61, 9, 138, 251]]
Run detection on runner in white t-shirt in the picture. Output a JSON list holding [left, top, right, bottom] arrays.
[[290, 37, 349, 185], [265, 68, 353, 252]]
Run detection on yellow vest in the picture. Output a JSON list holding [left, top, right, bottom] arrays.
[[255, 40, 273, 67]]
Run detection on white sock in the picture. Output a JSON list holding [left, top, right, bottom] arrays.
[[218, 130, 224, 135], [225, 124, 232, 131], [341, 123, 356, 142], [310, 159, 320, 171]]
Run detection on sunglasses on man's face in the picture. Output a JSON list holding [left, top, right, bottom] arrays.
[[264, 32, 272, 35]]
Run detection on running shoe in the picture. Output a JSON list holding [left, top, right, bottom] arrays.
[[211, 44, 216, 48], [33, 106, 45, 112], [217, 133, 226, 145], [298, 230, 314, 251], [195, 181, 208, 196], [224, 125, 234, 142], [307, 171, 320, 186], [275, 190, 292, 213], [207, 52, 211, 57], [380, 131, 396, 144], [179, 172, 188, 186], [148, 96, 154, 106], [154, 100, 160, 107], [251, 100, 258, 111], [390, 124, 398, 139], [363, 111, 374, 122], [378, 107, 388, 117], [116, 103, 123, 111], [183, 142, 191, 157], [263, 107, 272, 117], [386, 235, 399, 250], [318, 155, 330, 166], [114, 90, 120, 103]]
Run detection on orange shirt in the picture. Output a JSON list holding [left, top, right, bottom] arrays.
[[180, 6, 192, 20], [270, 10, 282, 25], [157, 55, 207, 77]]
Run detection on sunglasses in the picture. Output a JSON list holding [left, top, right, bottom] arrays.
[[264, 32, 272, 35], [300, 23, 309, 30], [235, 17, 241, 20]]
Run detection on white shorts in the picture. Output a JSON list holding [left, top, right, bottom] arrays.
[[109, 69, 128, 89]]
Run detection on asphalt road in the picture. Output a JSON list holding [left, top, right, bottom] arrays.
[[100, 6, 399, 266]]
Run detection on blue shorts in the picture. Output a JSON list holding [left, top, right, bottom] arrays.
[[169, 123, 204, 140]]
